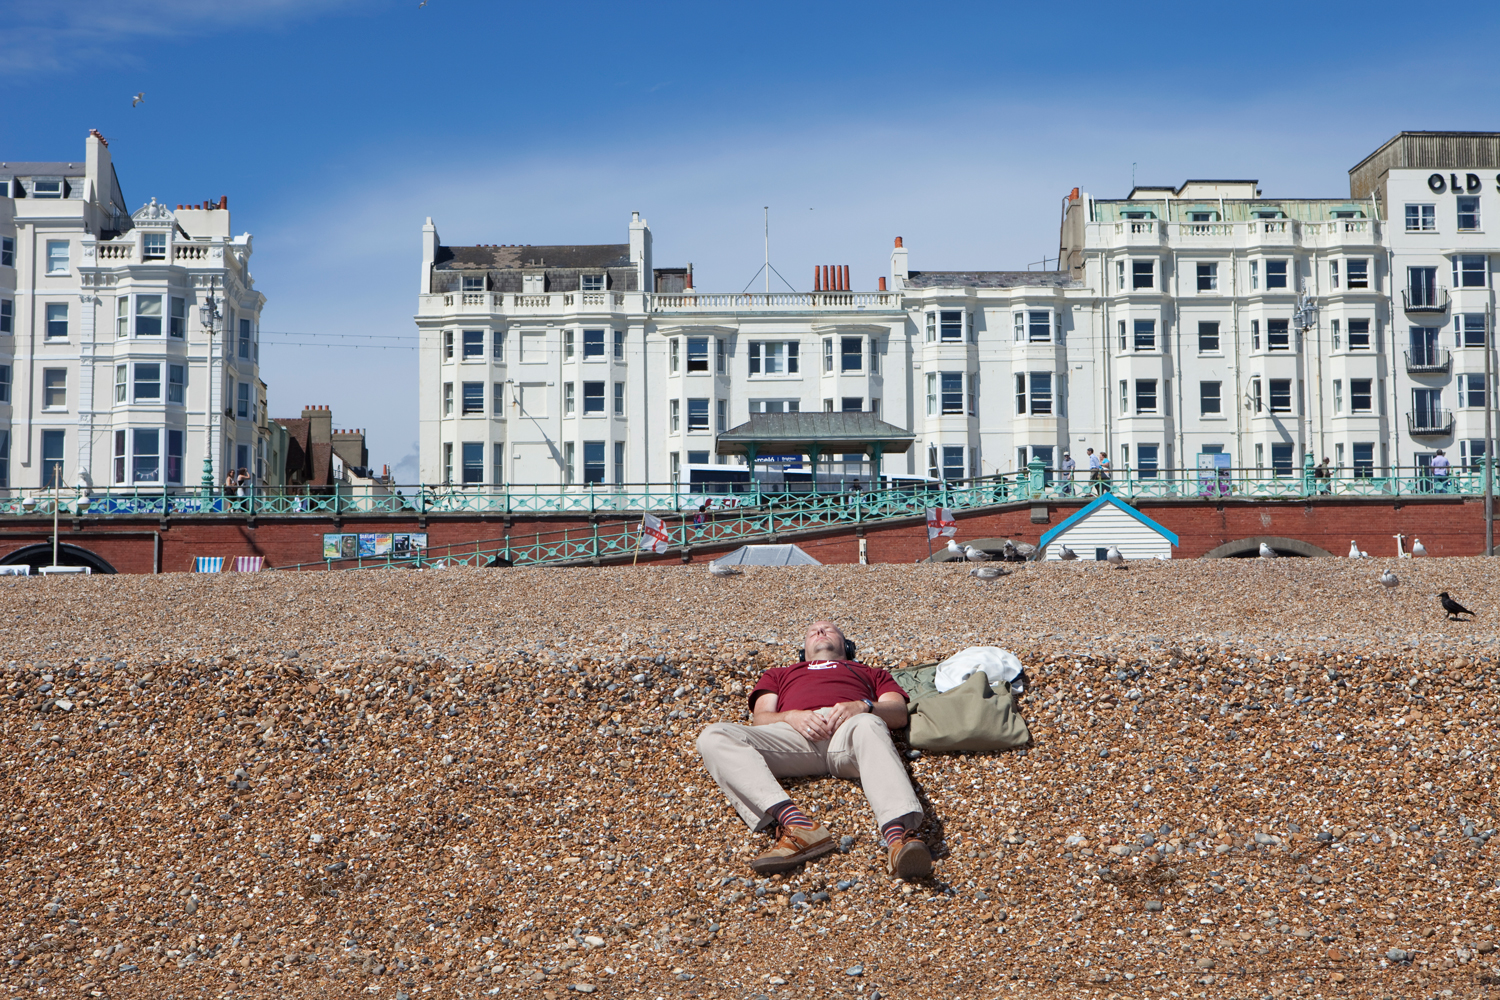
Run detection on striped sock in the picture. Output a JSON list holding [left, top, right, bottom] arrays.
[[773, 801, 815, 830], [881, 820, 907, 848]]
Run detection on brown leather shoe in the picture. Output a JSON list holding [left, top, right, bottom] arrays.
[[749, 824, 836, 875], [888, 831, 932, 880]]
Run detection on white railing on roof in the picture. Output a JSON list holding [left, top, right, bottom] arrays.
[[1182, 222, 1233, 237], [651, 291, 900, 311], [173, 244, 208, 261], [97, 244, 133, 261]]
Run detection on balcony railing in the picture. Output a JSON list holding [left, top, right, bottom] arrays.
[[1408, 408, 1454, 435], [1405, 348, 1451, 374], [1402, 288, 1450, 313], [651, 291, 901, 312]]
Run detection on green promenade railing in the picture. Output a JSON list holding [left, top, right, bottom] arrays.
[[262, 459, 1495, 571], [3, 458, 1493, 522]]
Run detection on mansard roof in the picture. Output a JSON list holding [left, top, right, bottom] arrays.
[[435, 243, 632, 270], [0, 161, 87, 177], [903, 270, 1083, 289]]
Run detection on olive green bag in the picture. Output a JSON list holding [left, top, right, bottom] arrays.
[[890, 663, 1031, 753]]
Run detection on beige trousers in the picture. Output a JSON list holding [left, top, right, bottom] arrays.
[[696, 713, 923, 834]]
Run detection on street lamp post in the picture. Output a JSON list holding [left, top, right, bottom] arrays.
[[198, 281, 221, 496]]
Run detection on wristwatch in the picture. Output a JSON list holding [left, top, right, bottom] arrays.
[[861, 699, 875, 714]]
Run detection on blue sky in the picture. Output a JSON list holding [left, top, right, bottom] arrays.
[[5, 0, 1500, 479]]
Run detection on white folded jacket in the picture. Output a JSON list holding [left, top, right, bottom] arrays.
[[933, 646, 1023, 693]]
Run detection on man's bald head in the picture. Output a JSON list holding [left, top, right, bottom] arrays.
[[803, 621, 848, 662]]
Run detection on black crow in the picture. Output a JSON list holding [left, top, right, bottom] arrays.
[[1440, 592, 1476, 619]]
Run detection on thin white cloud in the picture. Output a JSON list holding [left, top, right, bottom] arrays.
[[0, 0, 359, 73]]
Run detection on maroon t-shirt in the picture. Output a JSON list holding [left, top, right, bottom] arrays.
[[748, 660, 908, 714]]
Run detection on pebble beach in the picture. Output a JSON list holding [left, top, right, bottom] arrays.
[[2, 558, 1497, 1000]]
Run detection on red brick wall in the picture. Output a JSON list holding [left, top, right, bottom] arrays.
[[0, 496, 1484, 573]]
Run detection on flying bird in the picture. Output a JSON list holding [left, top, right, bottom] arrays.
[[1412, 538, 1428, 557], [1258, 542, 1277, 559], [1440, 592, 1476, 620], [1379, 569, 1399, 590], [1347, 540, 1361, 559], [963, 544, 995, 562], [1059, 545, 1078, 561], [1106, 545, 1125, 567], [969, 565, 1004, 581], [708, 562, 741, 577], [131, 92, 144, 107]]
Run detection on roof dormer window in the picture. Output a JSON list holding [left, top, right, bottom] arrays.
[[31, 179, 63, 199], [1252, 207, 1285, 219], [461, 275, 486, 292], [581, 273, 604, 292]]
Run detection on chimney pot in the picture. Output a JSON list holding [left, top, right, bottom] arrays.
[[1069, 187, 1080, 201], [878, 276, 887, 291], [894, 236, 903, 248]]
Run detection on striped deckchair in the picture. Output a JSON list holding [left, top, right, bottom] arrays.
[[194, 556, 225, 573], [235, 556, 264, 572]]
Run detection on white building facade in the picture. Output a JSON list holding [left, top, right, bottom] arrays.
[[416, 132, 1498, 488], [414, 217, 1094, 487], [1060, 131, 1500, 479], [0, 131, 265, 493]]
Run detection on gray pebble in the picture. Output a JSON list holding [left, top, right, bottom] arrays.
[[789, 891, 806, 905], [185, 897, 198, 915], [845, 964, 863, 976], [1144, 901, 1163, 912], [838, 835, 855, 852], [1386, 948, 1408, 963], [324, 861, 348, 874], [811, 891, 830, 903], [1141, 833, 1155, 847], [1315, 831, 1333, 842], [905, 750, 921, 760]]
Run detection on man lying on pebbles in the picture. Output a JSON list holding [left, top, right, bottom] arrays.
[[697, 620, 933, 880]]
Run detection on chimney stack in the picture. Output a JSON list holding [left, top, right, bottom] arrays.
[[878, 276, 886, 291]]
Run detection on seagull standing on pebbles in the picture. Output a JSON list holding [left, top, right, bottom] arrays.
[[1106, 545, 1125, 567], [708, 562, 741, 577], [963, 544, 994, 562], [969, 565, 1004, 581], [1348, 540, 1361, 559], [1059, 545, 1078, 561], [1412, 538, 1428, 557], [946, 539, 963, 559], [1258, 542, 1277, 559], [1379, 569, 1399, 591]]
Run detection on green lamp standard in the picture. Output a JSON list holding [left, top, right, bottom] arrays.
[[198, 280, 221, 494]]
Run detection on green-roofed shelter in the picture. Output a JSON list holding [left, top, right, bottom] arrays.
[[715, 412, 916, 486]]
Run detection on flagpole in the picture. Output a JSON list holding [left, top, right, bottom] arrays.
[[632, 521, 642, 567]]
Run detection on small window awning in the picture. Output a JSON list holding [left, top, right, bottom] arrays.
[[715, 412, 916, 459], [1120, 209, 1157, 219], [1251, 206, 1287, 218], [1182, 206, 1220, 220], [1327, 204, 1366, 218]]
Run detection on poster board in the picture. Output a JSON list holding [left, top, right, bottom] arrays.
[[323, 532, 426, 560]]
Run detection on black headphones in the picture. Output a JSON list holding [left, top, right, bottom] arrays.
[[800, 639, 856, 661]]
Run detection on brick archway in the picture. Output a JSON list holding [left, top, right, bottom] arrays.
[[0, 542, 118, 574], [1201, 536, 1334, 559]]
